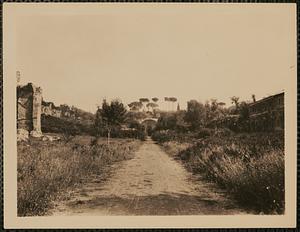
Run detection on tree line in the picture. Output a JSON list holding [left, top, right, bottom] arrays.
[[127, 96, 178, 112], [92, 95, 252, 145]]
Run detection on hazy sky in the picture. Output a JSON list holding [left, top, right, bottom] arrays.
[[16, 4, 295, 113]]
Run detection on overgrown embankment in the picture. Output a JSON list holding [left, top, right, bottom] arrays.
[[41, 114, 94, 135], [152, 130, 284, 214], [17, 136, 141, 216]]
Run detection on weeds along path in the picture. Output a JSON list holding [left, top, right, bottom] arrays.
[[50, 138, 245, 215]]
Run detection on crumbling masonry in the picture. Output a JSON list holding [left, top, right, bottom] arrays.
[[17, 83, 43, 137]]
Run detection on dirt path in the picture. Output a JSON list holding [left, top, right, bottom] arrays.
[[50, 138, 245, 215]]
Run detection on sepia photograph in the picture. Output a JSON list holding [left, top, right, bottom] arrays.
[[3, 3, 297, 229]]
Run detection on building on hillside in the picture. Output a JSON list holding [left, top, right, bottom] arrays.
[[207, 92, 284, 132], [248, 92, 284, 131], [42, 101, 62, 118], [60, 104, 71, 118], [42, 101, 54, 115], [52, 105, 62, 118]]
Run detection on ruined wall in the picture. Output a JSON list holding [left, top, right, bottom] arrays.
[[17, 84, 33, 131], [32, 86, 42, 134], [17, 83, 43, 136], [42, 102, 61, 117]]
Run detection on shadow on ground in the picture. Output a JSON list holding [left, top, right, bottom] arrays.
[[64, 192, 242, 215]]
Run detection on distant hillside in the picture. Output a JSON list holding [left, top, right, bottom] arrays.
[[41, 114, 94, 135], [42, 101, 95, 125], [71, 106, 95, 125]]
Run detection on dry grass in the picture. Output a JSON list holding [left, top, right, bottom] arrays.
[[161, 141, 192, 157], [17, 136, 141, 216], [160, 132, 284, 214]]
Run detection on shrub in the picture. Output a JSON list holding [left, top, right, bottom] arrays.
[[151, 130, 176, 143], [96, 127, 147, 141], [41, 114, 93, 135], [156, 113, 177, 131], [152, 129, 199, 143], [17, 137, 141, 216], [213, 128, 234, 137], [202, 150, 285, 213], [196, 128, 213, 139], [137, 129, 147, 141], [161, 132, 285, 214]]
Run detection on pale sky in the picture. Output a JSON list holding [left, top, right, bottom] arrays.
[[16, 4, 295, 113]]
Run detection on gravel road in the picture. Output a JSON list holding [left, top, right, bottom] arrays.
[[50, 139, 244, 215]]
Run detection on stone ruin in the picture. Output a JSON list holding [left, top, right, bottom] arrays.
[[17, 82, 94, 142], [17, 83, 43, 141], [17, 83, 64, 142]]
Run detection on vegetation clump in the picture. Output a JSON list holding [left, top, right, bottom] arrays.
[[17, 136, 141, 216], [158, 132, 284, 214], [150, 96, 284, 214]]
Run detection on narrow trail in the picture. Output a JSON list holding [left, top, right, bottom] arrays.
[[50, 138, 245, 215]]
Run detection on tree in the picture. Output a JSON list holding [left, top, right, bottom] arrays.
[[94, 107, 104, 136], [169, 97, 177, 111], [239, 101, 249, 120], [146, 102, 158, 113], [126, 111, 147, 122], [218, 102, 226, 107], [208, 99, 226, 122], [184, 100, 206, 130], [95, 99, 127, 145], [164, 97, 170, 111], [174, 110, 188, 132], [164, 97, 177, 111], [210, 99, 218, 111], [152, 97, 159, 103], [139, 98, 150, 111], [230, 96, 240, 114], [128, 101, 143, 111], [238, 101, 250, 131], [59, 104, 71, 117], [156, 112, 177, 130], [231, 96, 240, 107], [139, 98, 149, 103]]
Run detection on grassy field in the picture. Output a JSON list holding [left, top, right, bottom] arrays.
[[157, 132, 284, 214], [17, 135, 141, 216]]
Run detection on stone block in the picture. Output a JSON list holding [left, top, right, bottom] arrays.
[[17, 129, 29, 142], [30, 130, 43, 138]]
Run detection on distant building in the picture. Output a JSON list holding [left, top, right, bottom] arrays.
[[42, 101, 62, 118], [52, 106, 62, 118], [42, 101, 54, 115], [17, 82, 94, 141], [248, 92, 284, 131], [208, 92, 284, 132]]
